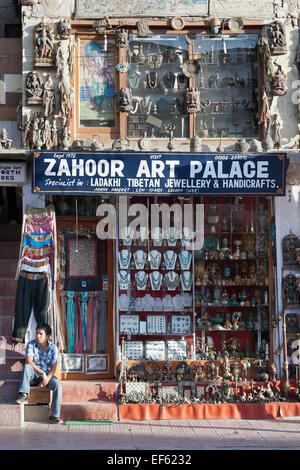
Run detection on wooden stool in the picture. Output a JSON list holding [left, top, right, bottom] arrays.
[[27, 386, 52, 405]]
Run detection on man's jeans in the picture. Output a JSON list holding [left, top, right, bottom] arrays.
[[18, 364, 62, 418]]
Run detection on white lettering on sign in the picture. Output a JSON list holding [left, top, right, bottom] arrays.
[[44, 158, 125, 178]]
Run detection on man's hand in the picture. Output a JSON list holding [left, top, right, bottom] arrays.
[[39, 372, 50, 387]]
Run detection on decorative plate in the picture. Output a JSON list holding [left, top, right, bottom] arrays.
[[182, 59, 200, 78], [138, 137, 152, 151], [228, 17, 244, 32], [204, 235, 219, 251], [170, 17, 185, 31]]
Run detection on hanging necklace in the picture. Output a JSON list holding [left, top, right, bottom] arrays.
[[134, 250, 147, 269], [166, 228, 177, 246], [179, 250, 192, 270], [181, 272, 192, 291], [164, 250, 177, 270], [135, 271, 148, 290], [150, 271, 163, 290], [121, 227, 133, 246], [128, 70, 141, 88], [164, 271, 179, 290], [152, 227, 163, 246], [119, 293, 129, 310], [119, 249, 131, 269], [147, 71, 158, 89], [118, 270, 130, 290], [149, 250, 161, 269], [130, 98, 140, 114]]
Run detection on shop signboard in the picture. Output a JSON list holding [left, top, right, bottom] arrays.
[[74, 0, 208, 18], [210, 0, 274, 20], [32, 150, 286, 196], [0, 161, 27, 186]]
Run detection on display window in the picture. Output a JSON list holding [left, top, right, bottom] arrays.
[[116, 195, 272, 371]]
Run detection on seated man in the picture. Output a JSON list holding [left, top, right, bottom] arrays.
[[15, 322, 62, 424]]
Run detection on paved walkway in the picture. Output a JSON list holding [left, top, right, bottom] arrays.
[[0, 418, 300, 450]]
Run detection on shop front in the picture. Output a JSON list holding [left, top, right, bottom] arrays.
[[19, 8, 300, 419], [23, 148, 297, 419]]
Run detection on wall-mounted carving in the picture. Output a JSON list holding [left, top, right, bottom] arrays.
[[34, 22, 55, 67], [57, 19, 71, 40], [43, 73, 55, 117], [271, 65, 287, 96], [184, 88, 201, 114], [115, 29, 129, 48], [117, 88, 132, 112], [267, 21, 287, 56], [26, 71, 43, 104]]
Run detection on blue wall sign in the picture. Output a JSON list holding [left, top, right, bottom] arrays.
[[32, 150, 286, 196]]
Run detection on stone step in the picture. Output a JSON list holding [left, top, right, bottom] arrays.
[[61, 380, 118, 403], [0, 357, 24, 379], [60, 401, 117, 421], [0, 297, 16, 316], [0, 279, 18, 296], [0, 336, 25, 357], [0, 259, 18, 278], [0, 379, 19, 402], [0, 241, 20, 259], [0, 315, 14, 336], [0, 402, 23, 426], [24, 404, 50, 423]]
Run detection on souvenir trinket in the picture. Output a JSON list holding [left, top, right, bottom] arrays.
[[184, 88, 201, 114], [228, 17, 244, 33], [57, 19, 71, 40], [208, 71, 219, 89], [115, 29, 129, 48], [136, 20, 149, 38], [206, 201, 219, 234], [182, 60, 200, 78], [117, 88, 132, 112], [170, 17, 185, 31]]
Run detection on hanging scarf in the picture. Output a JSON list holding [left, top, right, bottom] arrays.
[[80, 291, 89, 353], [58, 291, 68, 352], [92, 292, 101, 353], [86, 292, 94, 353], [97, 290, 108, 353], [74, 292, 83, 353], [66, 291, 75, 353]]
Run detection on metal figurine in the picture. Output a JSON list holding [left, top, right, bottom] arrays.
[[93, 20, 107, 35], [136, 20, 149, 37], [184, 88, 201, 114], [208, 71, 219, 88], [57, 19, 71, 40], [117, 88, 132, 112], [115, 28, 129, 48], [267, 21, 287, 56]]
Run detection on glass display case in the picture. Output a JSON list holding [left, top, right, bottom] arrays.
[[194, 34, 259, 139], [116, 196, 271, 364], [126, 34, 190, 139]]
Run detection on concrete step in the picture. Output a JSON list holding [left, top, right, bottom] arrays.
[[0, 297, 16, 316], [0, 357, 24, 379], [0, 315, 14, 336], [0, 279, 17, 296], [0, 336, 25, 357], [61, 380, 117, 403], [24, 404, 50, 423], [60, 401, 117, 421], [0, 259, 18, 278], [0, 379, 19, 402], [0, 402, 23, 426], [0, 241, 20, 259]]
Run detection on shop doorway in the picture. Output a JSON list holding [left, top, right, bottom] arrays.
[[0, 186, 22, 240], [55, 213, 115, 380]]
